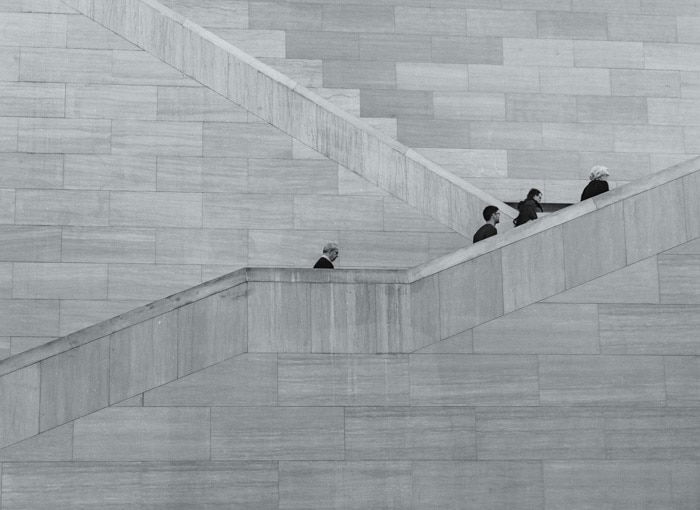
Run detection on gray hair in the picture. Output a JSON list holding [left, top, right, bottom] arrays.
[[322, 242, 338, 254], [589, 165, 610, 181]]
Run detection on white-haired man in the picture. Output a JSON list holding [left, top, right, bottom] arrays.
[[313, 242, 339, 269]]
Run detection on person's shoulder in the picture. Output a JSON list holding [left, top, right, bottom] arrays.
[[313, 257, 334, 268]]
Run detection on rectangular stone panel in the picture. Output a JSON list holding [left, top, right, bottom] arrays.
[[410, 354, 539, 405], [474, 303, 599, 354], [0, 262, 10, 298], [248, 159, 337, 194], [648, 97, 700, 126], [203, 122, 292, 158], [612, 69, 680, 97], [540, 68, 611, 95], [600, 304, 700, 354], [323, 60, 396, 89], [395, 7, 466, 35], [212, 407, 344, 460], [155, 228, 247, 265], [73, 407, 209, 461], [0, 153, 62, 188], [665, 356, 700, 406], [156, 156, 247, 193], [0, 364, 40, 449], [470, 121, 543, 149], [467, 9, 537, 37], [39, 337, 109, 431], [204, 193, 293, 230], [279, 461, 412, 510], [250, 1, 321, 30], [506, 94, 577, 122], [177, 287, 247, 377], [468, 65, 540, 93], [109, 312, 178, 404], [438, 251, 503, 337], [0, 189, 13, 224], [503, 38, 573, 66], [431, 36, 503, 64], [0, 117, 18, 151], [507, 150, 578, 180], [61, 227, 155, 263], [615, 124, 685, 152], [0, 82, 64, 117], [144, 354, 277, 406], [537, 11, 608, 39], [623, 179, 688, 263], [0, 12, 66, 47], [0, 299, 58, 336], [645, 43, 700, 71], [434, 92, 505, 120], [543, 461, 674, 509], [18, 118, 110, 154], [563, 202, 627, 288], [286, 30, 359, 59], [109, 191, 202, 228], [572, 0, 642, 13], [476, 407, 606, 459], [64, 154, 157, 191], [360, 89, 433, 118], [107, 263, 201, 301], [1, 461, 278, 509], [345, 407, 476, 460], [65, 84, 157, 119], [539, 355, 666, 405], [412, 461, 544, 509], [543, 122, 614, 151], [0, 47, 19, 81], [398, 118, 470, 148], [359, 34, 432, 62], [294, 195, 383, 231], [19, 48, 113, 83], [323, 4, 395, 32], [13, 262, 108, 299], [156, 86, 247, 122], [278, 354, 410, 406], [16, 190, 109, 226], [608, 14, 677, 42], [112, 120, 202, 156]]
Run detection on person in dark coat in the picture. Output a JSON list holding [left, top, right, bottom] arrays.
[[473, 205, 500, 243], [313, 242, 339, 268], [581, 165, 610, 201], [513, 188, 543, 226]]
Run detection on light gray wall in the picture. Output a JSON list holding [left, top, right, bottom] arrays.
[[168, 0, 700, 203]]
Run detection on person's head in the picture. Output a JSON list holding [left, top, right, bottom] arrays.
[[527, 188, 543, 203], [323, 242, 339, 262], [589, 165, 610, 181], [482, 205, 500, 225]]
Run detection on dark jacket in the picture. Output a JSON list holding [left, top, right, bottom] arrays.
[[581, 179, 609, 201], [313, 256, 334, 269], [473, 224, 497, 243], [513, 198, 543, 226]]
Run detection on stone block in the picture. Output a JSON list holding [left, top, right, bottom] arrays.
[[540, 68, 611, 95], [248, 159, 337, 194], [608, 13, 677, 42], [572, 0, 642, 13], [431, 36, 503, 64], [474, 303, 599, 354], [665, 356, 700, 406], [476, 407, 606, 459], [648, 98, 700, 126], [19, 47, 113, 83], [645, 43, 700, 71], [0, 82, 64, 117], [0, 364, 40, 449], [156, 228, 247, 265], [600, 304, 700, 354], [278, 461, 412, 510], [177, 287, 247, 376], [294, 195, 383, 231], [323, 60, 396, 89], [144, 354, 277, 406], [502, 226, 566, 313], [506, 94, 577, 122], [203, 193, 293, 229], [0, 47, 19, 80], [468, 65, 540, 93], [18, 118, 110, 154], [212, 407, 344, 460], [539, 355, 666, 405], [107, 263, 201, 301], [112, 120, 202, 156], [0, 153, 62, 189], [345, 407, 476, 460], [434, 92, 505, 120], [360, 89, 433, 118], [157, 86, 247, 122], [410, 354, 539, 405], [278, 354, 410, 406], [156, 156, 246, 192], [359, 34, 432, 62], [0, 226, 61, 262], [286, 30, 359, 59], [659, 253, 700, 303], [395, 7, 466, 35], [13, 262, 108, 299], [73, 407, 210, 461], [248, 282, 311, 353], [0, 12, 66, 47], [250, 1, 322, 30], [65, 84, 157, 119], [503, 38, 573, 66], [438, 251, 503, 337], [16, 189, 109, 226], [537, 11, 608, 39], [61, 227, 155, 263], [39, 337, 109, 431], [467, 9, 537, 37], [623, 179, 688, 263], [612, 69, 680, 97], [470, 121, 543, 149], [64, 154, 156, 191], [543, 122, 614, 151], [323, 4, 394, 32], [111, 191, 202, 228], [109, 312, 178, 404], [577, 96, 648, 124], [203, 121, 292, 158], [0, 299, 58, 336], [112, 50, 195, 86]]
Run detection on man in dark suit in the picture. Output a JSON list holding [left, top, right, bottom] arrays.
[[313, 242, 339, 268]]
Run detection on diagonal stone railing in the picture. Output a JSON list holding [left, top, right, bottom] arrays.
[[1, 155, 698, 451], [60, 0, 518, 238]]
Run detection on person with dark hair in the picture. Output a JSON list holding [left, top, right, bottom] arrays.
[[313, 242, 339, 268], [581, 165, 610, 201], [513, 188, 543, 226], [473, 205, 500, 243]]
